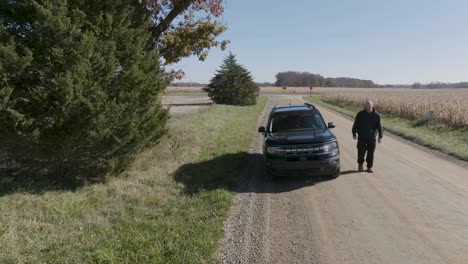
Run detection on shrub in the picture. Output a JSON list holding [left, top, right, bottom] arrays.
[[0, 0, 169, 184], [204, 53, 259, 106]]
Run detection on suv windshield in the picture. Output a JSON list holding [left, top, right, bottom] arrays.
[[270, 113, 326, 132]]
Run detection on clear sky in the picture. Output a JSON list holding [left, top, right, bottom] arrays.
[[174, 0, 468, 85]]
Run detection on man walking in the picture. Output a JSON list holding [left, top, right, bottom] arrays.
[[352, 100, 383, 173]]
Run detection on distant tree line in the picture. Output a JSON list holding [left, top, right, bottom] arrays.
[[274, 71, 376, 88], [171, 81, 274, 87], [378, 82, 468, 88], [257, 82, 275, 87], [410, 82, 468, 89], [378, 84, 412, 88], [331, 77, 376, 88], [172, 74, 468, 89]]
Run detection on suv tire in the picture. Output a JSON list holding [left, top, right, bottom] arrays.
[[330, 168, 341, 179]]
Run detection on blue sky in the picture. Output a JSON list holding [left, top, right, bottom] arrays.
[[174, 0, 468, 85]]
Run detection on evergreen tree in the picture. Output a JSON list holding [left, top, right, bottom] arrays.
[[204, 53, 259, 106], [0, 1, 169, 183]]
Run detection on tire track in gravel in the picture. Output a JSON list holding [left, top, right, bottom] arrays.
[[217, 96, 322, 264]]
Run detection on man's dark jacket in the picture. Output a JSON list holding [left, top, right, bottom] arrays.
[[352, 109, 383, 140]]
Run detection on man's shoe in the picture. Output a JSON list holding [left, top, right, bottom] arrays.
[[366, 167, 374, 173], [358, 164, 364, 172]]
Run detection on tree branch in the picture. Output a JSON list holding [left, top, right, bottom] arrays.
[[152, 0, 191, 41]]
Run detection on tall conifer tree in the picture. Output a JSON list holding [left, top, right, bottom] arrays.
[[204, 53, 259, 106]]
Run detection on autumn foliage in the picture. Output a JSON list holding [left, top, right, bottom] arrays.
[[141, 0, 229, 68]]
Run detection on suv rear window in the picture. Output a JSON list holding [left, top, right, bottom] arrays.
[[270, 113, 326, 132]]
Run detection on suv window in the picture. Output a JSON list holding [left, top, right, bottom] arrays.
[[270, 113, 326, 132]]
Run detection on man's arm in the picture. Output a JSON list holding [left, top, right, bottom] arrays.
[[352, 112, 360, 138], [377, 114, 383, 139]]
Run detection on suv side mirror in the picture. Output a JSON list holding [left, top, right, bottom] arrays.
[[258, 126, 266, 133], [328, 122, 336, 129]]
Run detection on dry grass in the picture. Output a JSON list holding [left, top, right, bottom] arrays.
[[166, 86, 206, 94], [259, 86, 316, 94], [313, 88, 468, 128]]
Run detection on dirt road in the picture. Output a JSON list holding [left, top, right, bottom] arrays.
[[217, 96, 468, 264]]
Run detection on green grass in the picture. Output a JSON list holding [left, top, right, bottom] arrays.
[[0, 97, 267, 264], [308, 96, 468, 161]]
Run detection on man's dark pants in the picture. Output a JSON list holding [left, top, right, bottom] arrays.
[[357, 138, 376, 168]]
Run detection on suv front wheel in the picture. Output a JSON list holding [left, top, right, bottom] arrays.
[[330, 168, 341, 179]]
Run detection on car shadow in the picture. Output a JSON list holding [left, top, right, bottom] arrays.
[[340, 170, 359, 176], [174, 152, 338, 194]]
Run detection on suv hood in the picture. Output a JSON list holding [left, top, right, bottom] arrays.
[[266, 129, 336, 145]]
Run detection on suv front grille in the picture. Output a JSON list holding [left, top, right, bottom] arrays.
[[281, 145, 325, 155]]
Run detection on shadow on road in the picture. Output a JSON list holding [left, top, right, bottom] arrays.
[[175, 152, 337, 195], [340, 170, 359, 176]]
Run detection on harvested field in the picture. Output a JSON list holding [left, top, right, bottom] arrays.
[[314, 88, 468, 128], [166, 87, 468, 127], [162, 95, 212, 115]]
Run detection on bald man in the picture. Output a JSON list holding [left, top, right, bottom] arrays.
[[352, 100, 383, 173]]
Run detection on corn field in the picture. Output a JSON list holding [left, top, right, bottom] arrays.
[[314, 88, 468, 128]]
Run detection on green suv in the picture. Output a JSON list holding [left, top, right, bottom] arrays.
[[258, 103, 340, 180]]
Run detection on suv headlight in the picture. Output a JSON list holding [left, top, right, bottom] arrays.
[[321, 141, 337, 152], [321, 141, 339, 155]]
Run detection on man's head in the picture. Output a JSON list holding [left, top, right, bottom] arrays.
[[364, 100, 374, 113]]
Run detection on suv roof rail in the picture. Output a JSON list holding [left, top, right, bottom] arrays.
[[273, 105, 291, 109], [304, 103, 316, 109]]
